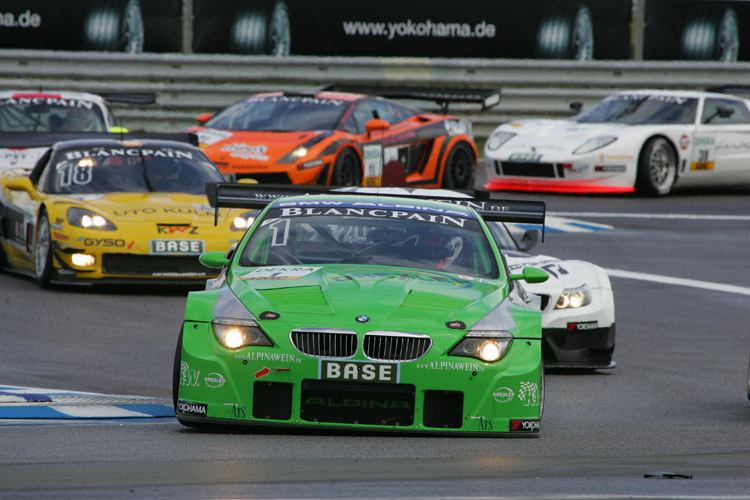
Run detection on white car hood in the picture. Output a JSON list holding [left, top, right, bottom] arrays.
[[499, 120, 633, 154]]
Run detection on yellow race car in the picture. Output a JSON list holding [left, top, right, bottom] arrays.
[[0, 135, 253, 286]]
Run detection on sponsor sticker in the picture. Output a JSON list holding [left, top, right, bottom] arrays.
[[509, 419, 540, 432], [221, 143, 269, 161], [203, 372, 225, 389], [567, 321, 598, 331], [320, 359, 400, 383], [518, 381, 540, 407], [690, 161, 715, 171], [177, 400, 207, 416], [240, 266, 321, 281], [679, 134, 690, 150], [197, 129, 233, 146], [150, 239, 205, 255], [492, 387, 514, 403], [508, 152, 542, 162]]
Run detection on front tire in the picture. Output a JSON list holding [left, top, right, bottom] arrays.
[[83, 0, 144, 53], [230, 0, 291, 56], [535, 2, 594, 60], [34, 211, 53, 287], [636, 137, 677, 196], [680, 6, 739, 62], [441, 141, 476, 189], [331, 148, 362, 187]]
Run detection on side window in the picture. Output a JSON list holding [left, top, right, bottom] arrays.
[[388, 101, 416, 123], [701, 98, 750, 124], [352, 102, 377, 133]]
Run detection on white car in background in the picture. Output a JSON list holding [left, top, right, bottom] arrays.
[[484, 88, 750, 196]]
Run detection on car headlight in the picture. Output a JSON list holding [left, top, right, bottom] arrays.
[[230, 210, 258, 232], [450, 331, 513, 363], [573, 136, 617, 155], [67, 207, 117, 230], [485, 130, 516, 151], [212, 318, 273, 349], [555, 285, 592, 309]]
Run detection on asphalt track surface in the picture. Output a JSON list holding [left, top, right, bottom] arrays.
[[0, 181, 749, 499]]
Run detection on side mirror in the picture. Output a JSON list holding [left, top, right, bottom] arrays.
[[569, 101, 583, 113], [5, 177, 41, 200], [196, 113, 214, 125], [365, 118, 390, 135], [717, 106, 735, 118], [199, 251, 230, 269], [517, 228, 542, 252], [510, 266, 549, 284]]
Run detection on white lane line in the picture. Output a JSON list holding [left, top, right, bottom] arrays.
[[606, 268, 750, 296], [551, 212, 750, 221]]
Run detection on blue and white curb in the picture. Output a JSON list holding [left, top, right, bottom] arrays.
[[0, 385, 174, 420], [512, 215, 613, 234]]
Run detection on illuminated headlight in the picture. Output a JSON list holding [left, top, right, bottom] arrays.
[[555, 286, 592, 309], [71, 253, 95, 266], [231, 210, 258, 232], [573, 136, 617, 155], [450, 331, 513, 363], [67, 207, 116, 230], [485, 130, 516, 151], [212, 318, 273, 349], [289, 146, 308, 159]]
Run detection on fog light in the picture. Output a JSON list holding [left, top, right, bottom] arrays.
[[71, 253, 95, 266]]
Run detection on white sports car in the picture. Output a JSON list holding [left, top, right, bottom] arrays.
[[489, 223, 615, 369], [483, 89, 750, 195]]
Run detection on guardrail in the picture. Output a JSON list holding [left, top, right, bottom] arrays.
[[3, 49, 750, 138]]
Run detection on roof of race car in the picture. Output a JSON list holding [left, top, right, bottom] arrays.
[[50, 137, 202, 152], [248, 90, 369, 103], [610, 88, 747, 100], [265, 193, 479, 218], [0, 90, 107, 104]]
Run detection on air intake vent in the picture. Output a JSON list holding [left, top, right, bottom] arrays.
[[290, 328, 357, 358], [363, 331, 432, 361]]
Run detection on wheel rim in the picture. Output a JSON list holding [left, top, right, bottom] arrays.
[[448, 147, 473, 188], [572, 8, 594, 60], [270, 3, 291, 56], [35, 216, 50, 279], [717, 10, 739, 62], [648, 140, 676, 189], [122, 0, 144, 53]]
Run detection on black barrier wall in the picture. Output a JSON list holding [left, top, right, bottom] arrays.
[[0, 0, 745, 61]]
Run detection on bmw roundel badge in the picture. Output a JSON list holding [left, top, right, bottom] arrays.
[[356, 315, 370, 323]]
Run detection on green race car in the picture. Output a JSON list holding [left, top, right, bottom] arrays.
[[173, 185, 549, 436]]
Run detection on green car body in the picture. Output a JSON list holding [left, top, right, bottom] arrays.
[[174, 186, 548, 436]]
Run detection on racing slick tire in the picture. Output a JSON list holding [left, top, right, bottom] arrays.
[[441, 141, 476, 190], [680, 6, 739, 62], [34, 210, 53, 287], [172, 330, 183, 411], [636, 137, 677, 196], [535, 2, 594, 60], [83, 0, 145, 53], [230, 0, 291, 56], [331, 148, 363, 187]]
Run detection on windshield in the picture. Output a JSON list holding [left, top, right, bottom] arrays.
[[572, 94, 698, 125], [239, 204, 500, 278], [0, 96, 108, 132], [205, 95, 350, 132], [47, 145, 224, 195]]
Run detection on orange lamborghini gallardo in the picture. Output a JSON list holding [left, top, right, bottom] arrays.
[[185, 88, 497, 189]]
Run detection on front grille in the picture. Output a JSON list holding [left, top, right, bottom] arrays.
[[290, 328, 358, 358], [499, 161, 561, 178], [363, 331, 431, 361], [300, 380, 415, 426], [101, 254, 211, 276]]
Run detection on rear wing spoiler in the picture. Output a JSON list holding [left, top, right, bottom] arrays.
[[100, 93, 157, 105], [206, 183, 545, 237], [323, 85, 501, 113], [0, 132, 198, 148]]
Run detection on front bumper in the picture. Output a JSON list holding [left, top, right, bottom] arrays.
[[542, 324, 616, 369], [176, 321, 544, 436]]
